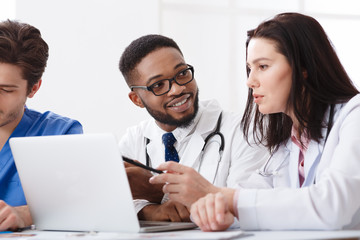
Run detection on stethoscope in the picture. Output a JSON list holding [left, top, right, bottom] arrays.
[[145, 112, 225, 184], [256, 104, 335, 178], [255, 146, 283, 177]]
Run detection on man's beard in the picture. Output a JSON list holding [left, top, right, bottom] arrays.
[[0, 109, 22, 128], [143, 89, 199, 129]]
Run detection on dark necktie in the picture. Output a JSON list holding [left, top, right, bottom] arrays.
[[162, 132, 180, 162]]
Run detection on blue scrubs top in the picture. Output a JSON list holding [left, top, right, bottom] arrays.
[[0, 108, 83, 206]]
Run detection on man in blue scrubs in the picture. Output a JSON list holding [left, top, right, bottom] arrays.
[[0, 20, 83, 230]]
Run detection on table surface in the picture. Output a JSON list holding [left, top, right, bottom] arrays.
[[2, 229, 360, 240]]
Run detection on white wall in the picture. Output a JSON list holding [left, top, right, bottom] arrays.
[[15, 0, 159, 138], [1, 0, 360, 138], [0, 0, 15, 19]]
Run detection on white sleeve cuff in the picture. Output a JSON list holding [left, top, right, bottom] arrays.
[[236, 188, 259, 230], [133, 199, 154, 214]]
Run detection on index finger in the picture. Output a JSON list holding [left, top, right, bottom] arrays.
[[149, 171, 180, 184], [156, 161, 189, 173], [123, 161, 133, 168]]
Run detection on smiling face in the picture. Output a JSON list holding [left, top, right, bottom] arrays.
[[128, 47, 199, 132], [246, 38, 293, 116], [0, 62, 40, 133]]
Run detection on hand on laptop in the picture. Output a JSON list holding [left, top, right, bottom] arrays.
[[138, 200, 191, 222], [124, 161, 164, 203], [0, 201, 32, 231]]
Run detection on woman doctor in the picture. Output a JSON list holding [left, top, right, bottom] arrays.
[[150, 12, 360, 230]]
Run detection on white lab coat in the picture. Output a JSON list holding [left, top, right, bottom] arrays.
[[119, 99, 268, 212], [236, 94, 360, 230]]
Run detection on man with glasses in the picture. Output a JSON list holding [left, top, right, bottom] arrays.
[[118, 34, 267, 222]]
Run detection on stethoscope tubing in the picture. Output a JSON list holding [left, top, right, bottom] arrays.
[[145, 112, 225, 184], [257, 104, 335, 177]]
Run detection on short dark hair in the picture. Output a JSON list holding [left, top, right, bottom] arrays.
[[0, 20, 49, 94], [241, 12, 359, 151], [119, 34, 183, 85]]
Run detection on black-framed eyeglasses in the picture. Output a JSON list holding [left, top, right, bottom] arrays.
[[130, 64, 194, 96]]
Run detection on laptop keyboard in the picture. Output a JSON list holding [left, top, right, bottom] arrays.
[[140, 221, 171, 227]]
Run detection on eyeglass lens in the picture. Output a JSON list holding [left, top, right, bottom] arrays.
[[150, 67, 193, 95]]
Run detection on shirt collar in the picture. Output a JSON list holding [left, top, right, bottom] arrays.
[[290, 126, 310, 152], [171, 103, 204, 143], [143, 101, 205, 144]]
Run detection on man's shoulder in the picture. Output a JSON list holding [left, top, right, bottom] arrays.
[[124, 118, 154, 136], [25, 108, 79, 124], [221, 110, 242, 123], [23, 108, 83, 135], [119, 118, 154, 151], [199, 99, 242, 124]]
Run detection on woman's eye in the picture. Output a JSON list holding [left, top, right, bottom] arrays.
[[259, 65, 268, 70]]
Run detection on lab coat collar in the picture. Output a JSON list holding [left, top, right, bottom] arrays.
[[141, 99, 222, 167], [286, 139, 300, 188], [287, 103, 341, 188], [172, 99, 222, 143], [302, 140, 323, 186], [180, 133, 205, 167], [142, 99, 221, 142], [287, 128, 325, 188], [176, 99, 223, 167], [172, 101, 204, 143], [188, 99, 223, 136], [303, 103, 345, 186]]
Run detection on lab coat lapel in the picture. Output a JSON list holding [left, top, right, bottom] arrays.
[[143, 120, 164, 168], [303, 140, 323, 186], [271, 144, 291, 188], [287, 141, 301, 188], [180, 100, 221, 168], [303, 104, 340, 186], [180, 132, 204, 168], [145, 139, 164, 168], [288, 137, 323, 188]]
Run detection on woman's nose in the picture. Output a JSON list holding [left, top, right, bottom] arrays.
[[246, 71, 259, 89]]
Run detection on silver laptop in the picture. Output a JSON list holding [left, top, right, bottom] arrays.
[[9, 133, 196, 233]]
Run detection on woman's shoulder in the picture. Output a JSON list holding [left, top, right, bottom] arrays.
[[332, 94, 360, 127], [338, 94, 360, 116]]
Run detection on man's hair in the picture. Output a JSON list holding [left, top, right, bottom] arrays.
[[241, 12, 359, 151], [0, 20, 49, 94], [119, 34, 183, 85]]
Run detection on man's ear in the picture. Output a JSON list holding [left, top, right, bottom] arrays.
[[129, 91, 145, 108], [27, 79, 42, 98]]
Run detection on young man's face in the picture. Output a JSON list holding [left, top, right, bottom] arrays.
[[129, 47, 199, 132], [0, 63, 39, 131]]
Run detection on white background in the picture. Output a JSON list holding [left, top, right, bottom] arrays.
[[1, 0, 360, 138]]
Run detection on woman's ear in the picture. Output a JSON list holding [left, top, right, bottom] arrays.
[[129, 91, 145, 108], [27, 79, 42, 98]]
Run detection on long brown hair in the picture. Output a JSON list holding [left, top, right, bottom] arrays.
[[241, 12, 359, 152]]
